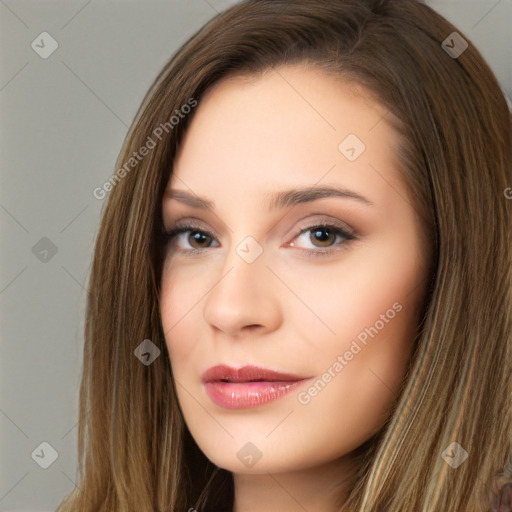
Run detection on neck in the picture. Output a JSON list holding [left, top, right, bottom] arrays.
[[232, 456, 353, 512]]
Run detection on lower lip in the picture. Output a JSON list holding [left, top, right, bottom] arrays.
[[204, 380, 305, 409]]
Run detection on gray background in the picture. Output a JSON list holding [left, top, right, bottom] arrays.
[[0, 1, 510, 510]]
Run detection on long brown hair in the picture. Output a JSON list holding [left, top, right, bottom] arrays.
[[56, 0, 512, 510]]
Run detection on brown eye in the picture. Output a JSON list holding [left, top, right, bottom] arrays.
[[162, 223, 219, 253], [188, 230, 213, 249], [310, 227, 337, 247], [163, 221, 355, 257], [289, 222, 356, 257]]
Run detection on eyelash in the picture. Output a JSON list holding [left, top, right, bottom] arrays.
[[161, 219, 356, 258]]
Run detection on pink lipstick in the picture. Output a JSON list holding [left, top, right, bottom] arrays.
[[202, 364, 309, 409]]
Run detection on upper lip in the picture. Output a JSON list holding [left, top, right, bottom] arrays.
[[202, 364, 308, 383]]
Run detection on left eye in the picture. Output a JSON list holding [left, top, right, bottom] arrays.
[[291, 224, 355, 251]]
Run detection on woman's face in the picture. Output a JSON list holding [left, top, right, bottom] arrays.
[[160, 65, 431, 475]]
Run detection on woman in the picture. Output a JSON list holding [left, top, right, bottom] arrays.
[[57, 0, 512, 510]]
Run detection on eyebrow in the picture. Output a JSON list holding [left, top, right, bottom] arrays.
[[164, 185, 374, 211]]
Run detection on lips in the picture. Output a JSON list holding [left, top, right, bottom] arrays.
[[201, 364, 306, 384], [202, 364, 311, 409]]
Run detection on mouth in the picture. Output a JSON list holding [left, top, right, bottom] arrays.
[[201, 364, 311, 409]]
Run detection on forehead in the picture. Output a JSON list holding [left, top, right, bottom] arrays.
[[168, 64, 403, 210]]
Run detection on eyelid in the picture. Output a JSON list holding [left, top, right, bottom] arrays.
[[167, 217, 209, 231], [290, 214, 355, 239], [164, 214, 354, 239]]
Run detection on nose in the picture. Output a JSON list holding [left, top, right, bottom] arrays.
[[202, 242, 282, 338]]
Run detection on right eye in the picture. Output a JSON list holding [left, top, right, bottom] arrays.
[[163, 222, 220, 254]]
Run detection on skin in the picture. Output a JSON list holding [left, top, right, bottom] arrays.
[[159, 64, 432, 512]]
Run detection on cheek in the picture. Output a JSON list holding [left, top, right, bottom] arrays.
[[294, 238, 425, 426], [284, 241, 425, 421], [279, 238, 425, 357], [159, 266, 204, 365]]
